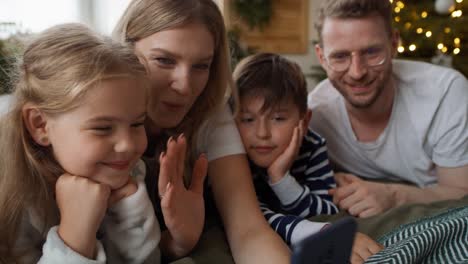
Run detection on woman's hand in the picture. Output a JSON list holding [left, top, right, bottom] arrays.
[[158, 134, 208, 259], [267, 120, 304, 183], [56, 174, 110, 259], [350, 232, 383, 264]]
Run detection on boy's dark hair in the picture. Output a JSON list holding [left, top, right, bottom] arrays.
[[315, 0, 393, 45], [232, 52, 308, 115]]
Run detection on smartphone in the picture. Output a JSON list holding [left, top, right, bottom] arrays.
[[291, 217, 357, 264]]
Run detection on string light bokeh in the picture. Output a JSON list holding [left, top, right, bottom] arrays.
[[390, 0, 467, 75]]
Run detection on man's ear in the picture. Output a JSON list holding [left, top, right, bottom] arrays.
[[315, 44, 327, 69], [391, 29, 400, 58], [22, 103, 51, 146], [302, 109, 312, 131]]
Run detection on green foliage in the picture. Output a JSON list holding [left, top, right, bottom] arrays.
[[0, 41, 14, 95], [228, 0, 273, 69], [232, 0, 272, 30], [0, 23, 26, 95], [228, 27, 257, 70]]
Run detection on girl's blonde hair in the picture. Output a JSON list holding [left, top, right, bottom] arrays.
[[113, 0, 234, 176], [0, 23, 148, 262]]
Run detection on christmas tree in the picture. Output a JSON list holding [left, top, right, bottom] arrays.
[[392, 0, 468, 76]]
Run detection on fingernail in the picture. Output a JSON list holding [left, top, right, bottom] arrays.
[[160, 151, 165, 161], [168, 136, 173, 144], [179, 133, 185, 140]]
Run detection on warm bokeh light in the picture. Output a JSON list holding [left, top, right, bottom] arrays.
[[425, 31, 432, 38], [409, 44, 416, 51], [451, 10, 463, 18]]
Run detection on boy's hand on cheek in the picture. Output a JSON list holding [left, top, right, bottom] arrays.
[[267, 121, 304, 183], [56, 174, 110, 259]]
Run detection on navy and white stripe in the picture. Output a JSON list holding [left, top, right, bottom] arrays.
[[365, 206, 468, 264], [251, 129, 339, 246]]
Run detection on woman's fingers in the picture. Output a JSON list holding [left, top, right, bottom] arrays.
[[159, 137, 175, 197], [159, 135, 188, 198], [175, 134, 187, 186], [189, 154, 208, 194], [158, 152, 169, 197]]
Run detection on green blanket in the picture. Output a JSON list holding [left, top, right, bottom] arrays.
[[171, 195, 468, 264]]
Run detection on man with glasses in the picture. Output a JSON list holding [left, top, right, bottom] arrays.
[[308, 0, 468, 218]]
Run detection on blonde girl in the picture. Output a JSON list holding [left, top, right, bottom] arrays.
[[114, 0, 290, 262], [0, 23, 160, 263]]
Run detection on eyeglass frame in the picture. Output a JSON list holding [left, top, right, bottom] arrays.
[[321, 45, 389, 73]]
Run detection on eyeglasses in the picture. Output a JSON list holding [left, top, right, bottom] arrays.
[[323, 46, 387, 72]]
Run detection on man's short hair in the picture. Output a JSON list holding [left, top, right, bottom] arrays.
[[315, 0, 393, 45]]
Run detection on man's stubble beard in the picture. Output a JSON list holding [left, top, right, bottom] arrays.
[[331, 65, 393, 109]]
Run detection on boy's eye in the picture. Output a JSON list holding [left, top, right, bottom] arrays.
[[240, 117, 254, 123], [272, 116, 287, 122]]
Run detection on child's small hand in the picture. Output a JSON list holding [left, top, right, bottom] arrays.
[[56, 174, 111, 259], [108, 176, 138, 206], [350, 232, 383, 264], [267, 120, 304, 183]]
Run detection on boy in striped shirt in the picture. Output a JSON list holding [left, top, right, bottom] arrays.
[[232, 53, 339, 247]]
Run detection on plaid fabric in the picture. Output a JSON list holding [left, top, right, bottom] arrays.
[[365, 206, 468, 264]]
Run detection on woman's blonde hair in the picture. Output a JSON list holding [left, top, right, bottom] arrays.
[[0, 23, 148, 262], [113, 0, 234, 176]]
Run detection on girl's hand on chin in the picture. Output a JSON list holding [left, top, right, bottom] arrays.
[[56, 174, 111, 259]]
